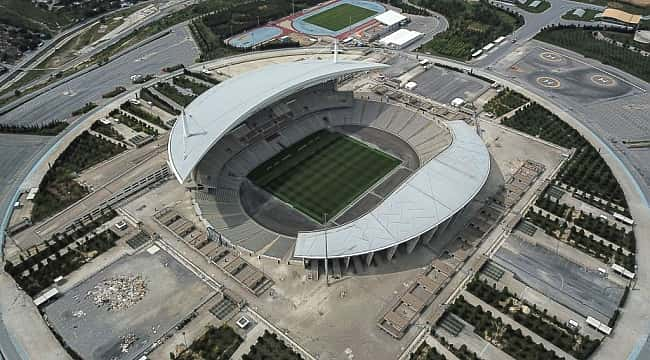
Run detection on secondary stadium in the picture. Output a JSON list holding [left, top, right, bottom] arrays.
[[167, 60, 490, 271]]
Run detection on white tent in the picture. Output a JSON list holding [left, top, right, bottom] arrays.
[[378, 29, 423, 49], [375, 10, 407, 27]]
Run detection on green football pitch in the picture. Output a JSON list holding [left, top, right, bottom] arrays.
[[303, 3, 378, 32], [248, 130, 400, 223]]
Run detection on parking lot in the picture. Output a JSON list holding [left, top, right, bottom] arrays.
[[44, 248, 216, 360], [506, 45, 638, 103], [411, 66, 491, 105], [494, 235, 625, 323]]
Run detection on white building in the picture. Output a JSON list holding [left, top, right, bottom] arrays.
[[375, 10, 407, 31], [378, 29, 424, 49]]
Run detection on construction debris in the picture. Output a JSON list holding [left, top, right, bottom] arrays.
[[86, 274, 148, 311], [119, 333, 137, 353]]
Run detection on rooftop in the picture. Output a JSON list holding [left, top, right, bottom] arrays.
[[167, 60, 388, 183], [601, 8, 641, 24], [374, 10, 407, 26]]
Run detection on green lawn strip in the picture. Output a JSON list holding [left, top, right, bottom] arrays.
[[303, 3, 378, 31]]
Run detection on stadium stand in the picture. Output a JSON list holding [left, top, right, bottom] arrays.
[[192, 82, 453, 262]]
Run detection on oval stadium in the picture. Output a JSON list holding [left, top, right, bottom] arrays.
[[167, 59, 490, 270]]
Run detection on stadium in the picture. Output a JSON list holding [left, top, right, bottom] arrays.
[[167, 59, 490, 272]]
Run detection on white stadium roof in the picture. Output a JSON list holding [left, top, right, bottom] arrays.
[[375, 10, 407, 26], [294, 121, 490, 258], [168, 60, 490, 259], [167, 60, 388, 183]]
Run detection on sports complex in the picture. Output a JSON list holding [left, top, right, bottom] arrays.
[[227, 0, 391, 47], [168, 59, 491, 269]]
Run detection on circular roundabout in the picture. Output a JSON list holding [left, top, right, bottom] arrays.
[[536, 76, 561, 89], [539, 52, 563, 63], [590, 74, 617, 87]]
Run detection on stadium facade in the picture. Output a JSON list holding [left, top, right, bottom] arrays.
[[168, 60, 490, 269]]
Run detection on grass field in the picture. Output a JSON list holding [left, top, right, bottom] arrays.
[[303, 3, 378, 31], [248, 130, 400, 222]]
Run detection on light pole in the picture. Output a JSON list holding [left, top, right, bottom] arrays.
[[324, 212, 329, 287]]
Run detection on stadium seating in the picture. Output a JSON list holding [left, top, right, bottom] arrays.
[[193, 87, 451, 259]]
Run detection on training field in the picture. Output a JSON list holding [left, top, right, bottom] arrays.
[[248, 130, 400, 222], [303, 3, 378, 31]]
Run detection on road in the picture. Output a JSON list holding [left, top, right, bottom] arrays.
[[0, 24, 197, 127], [0, 0, 199, 94], [475, 0, 609, 67]]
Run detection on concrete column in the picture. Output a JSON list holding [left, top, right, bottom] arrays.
[[438, 218, 453, 237], [405, 237, 419, 254], [421, 227, 438, 245], [365, 252, 374, 267], [343, 256, 351, 272], [386, 245, 398, 261]]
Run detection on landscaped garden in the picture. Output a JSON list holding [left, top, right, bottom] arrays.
[[502, 102, 627, 208], [416, 0, 522, 59], [32, 132, 126, 222], [154, 82, 195, 107], [109, 109, 159, 136], [176, 325, 243, 360], [243, 331, 303, 360], [467, 278, 600, 360], [483, 89, 528, 117], [448, 296, 563, 360], [5, 208, 118, 296]]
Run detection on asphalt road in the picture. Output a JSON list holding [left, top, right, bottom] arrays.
[[0, 24, 198, 127], [0, 0, 199, 95], [475, 0, 607, 68]]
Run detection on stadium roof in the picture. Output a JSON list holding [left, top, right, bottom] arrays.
[[167, 60, 388, 183], [294, 121, 490, 259], [375, 10, 407, 26]]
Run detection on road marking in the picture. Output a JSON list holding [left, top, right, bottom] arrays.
[[536, 76, 561, 88]]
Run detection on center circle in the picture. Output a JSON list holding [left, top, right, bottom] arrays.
[[540, 52, 562, 63], [590, 74, 616, 87]]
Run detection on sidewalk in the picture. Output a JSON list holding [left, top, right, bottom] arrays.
[[230, 323, 267, 360]]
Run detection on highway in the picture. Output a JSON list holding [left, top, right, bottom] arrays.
[[0, 24, 197, 127], [0, 0, 199, 95]]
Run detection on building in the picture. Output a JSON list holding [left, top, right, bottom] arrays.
[[374, 10, 407, 32], [378, 29, 424, 49], [600, 8, 642, 26], [167, 60, 490, 270]]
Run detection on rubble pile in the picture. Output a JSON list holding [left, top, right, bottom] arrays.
[[119, 333, 137, 353], [86, 274, 148, 311]]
